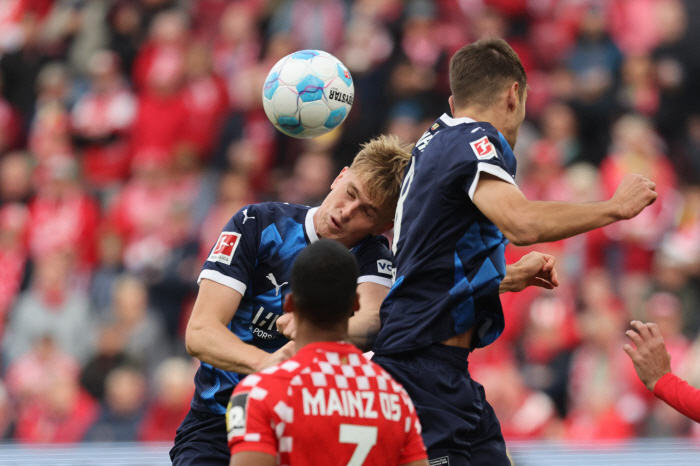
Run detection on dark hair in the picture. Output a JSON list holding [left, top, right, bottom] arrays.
[[290, 239, 359, 329], [449, 38, 527, 109]]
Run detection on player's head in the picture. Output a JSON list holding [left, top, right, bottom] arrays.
[[284, 239, 360, 333], [315, 135, 412, 248], [449, 38, 527, 147]]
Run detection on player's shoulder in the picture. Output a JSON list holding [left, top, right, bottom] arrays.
[[244, 202, 310, 221], [352, 234, 390, 256]]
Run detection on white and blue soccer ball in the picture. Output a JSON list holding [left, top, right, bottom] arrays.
[[262, 50, 354, 139]]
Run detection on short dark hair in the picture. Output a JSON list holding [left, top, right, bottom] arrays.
[[290, 239, 359, 329], [449, 38, 527, 109]]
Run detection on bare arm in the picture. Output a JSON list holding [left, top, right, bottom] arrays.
[[348, 281, 389, 351], [185, 279, 294, 374], [230, 451, 276, 466], [473, 173, 657, 246]]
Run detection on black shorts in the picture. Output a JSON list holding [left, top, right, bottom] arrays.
[[373, 344, 509, 466], [170, 407, 230, 466]]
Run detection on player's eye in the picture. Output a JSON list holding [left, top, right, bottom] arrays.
[[363, 207, 373, 218], [347, 188, 355, 199]]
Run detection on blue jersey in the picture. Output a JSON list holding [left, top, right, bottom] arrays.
[[373, 114, 518, 355], [192, 202, 393, 414]]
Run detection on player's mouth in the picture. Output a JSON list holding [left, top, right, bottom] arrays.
[[330, 216, 342, 231]]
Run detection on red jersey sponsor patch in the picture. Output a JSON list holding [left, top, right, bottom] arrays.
[[208, 232, 241, 265], [470, 136, 497, 160]]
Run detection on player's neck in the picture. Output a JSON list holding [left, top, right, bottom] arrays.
[[295, 319, 349, 351], [452, 107, 516, 148]]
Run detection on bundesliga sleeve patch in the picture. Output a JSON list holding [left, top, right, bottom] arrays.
[[377, 259, 393, 276], [470, 136, 497, 160], [226, 392, 249, 440], [208, 232, 242, 265]]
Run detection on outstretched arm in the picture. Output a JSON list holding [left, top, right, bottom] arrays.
[[624, 320, 700, 423], [473, 173, 657, 246]]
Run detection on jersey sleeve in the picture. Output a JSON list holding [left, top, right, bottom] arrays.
[[355, 235, 393, 288], [398, 389, 428, 465], [457, 129, 517, 201], [653, 372, 700, 423], [198, 205, 259, 296], [227, 379, 278, 457]]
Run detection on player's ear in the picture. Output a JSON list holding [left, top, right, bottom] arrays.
[[449, 95, 455, 116], [283, 293, 295, 314], [331, 167, 349, 190], [372, 219, 393, 236], [507, 82, 519, 112]]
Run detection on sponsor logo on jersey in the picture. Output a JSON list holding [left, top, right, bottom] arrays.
[[266, 273, 288, 296], [470, 136, 497, 160], [328, 89, 354, 105], [429, 457, 450, 466], [377, 259, 392, 276], [471, 126, 484, 133], [431, 123, 439, 130], [242, 209, 256, 224], [226, 392, 249, 440], [208, 232, 241, 265], [251, 306, 281, 341]]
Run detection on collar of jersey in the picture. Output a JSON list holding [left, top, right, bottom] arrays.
[[439, 113, 477, 126], [296, 340, 360, 357], [305, 206, 320, 243]]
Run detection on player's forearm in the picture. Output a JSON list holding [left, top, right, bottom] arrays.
[[347, 310, 380, 352], [653, 372, 700, 423], [511, 200, 619, 246], [186, 319, 269, 374]]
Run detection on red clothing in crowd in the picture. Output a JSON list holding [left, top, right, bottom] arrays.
[[654, 373, 700, 424], [130, 91, 188, 167], [15, 389, 99, 443], [181, 74, 229, 160], [138, 399, 191, 442], [28, 189, 100, 267]]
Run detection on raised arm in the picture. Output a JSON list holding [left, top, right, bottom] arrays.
[[473, 173, 657, 246], [185, 279, 294, 374]]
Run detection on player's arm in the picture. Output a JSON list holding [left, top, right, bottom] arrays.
[[349, 281, 388, 351], [501, 251, 558, 293], [186, 280, 295, 373], [473, 173, 657, 246], [230, 451, 276, 466]]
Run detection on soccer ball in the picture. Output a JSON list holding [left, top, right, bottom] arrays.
[[262, 50, 354, 139]]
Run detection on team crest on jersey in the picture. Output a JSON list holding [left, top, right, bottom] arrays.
[[226, 392, 249, 440], [470, 136, 497, 160], [377, 259, 392, 275], [208, 232, 241, 265]]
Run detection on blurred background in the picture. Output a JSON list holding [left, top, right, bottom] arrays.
[[0, 0, 698, 455]]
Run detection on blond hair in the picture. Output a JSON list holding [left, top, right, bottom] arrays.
[[350, 135, 413, 219]]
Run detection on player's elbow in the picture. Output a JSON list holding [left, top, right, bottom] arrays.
[[185, 319, 205, 358], [502, 221, 539, 247]]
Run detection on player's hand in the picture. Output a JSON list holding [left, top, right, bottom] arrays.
[[623, 320, 671, 391], [276, 313, 297, 340], [260, 340, 296, 371], [611, 173, 658, 220], [501, 251, 559, 293]]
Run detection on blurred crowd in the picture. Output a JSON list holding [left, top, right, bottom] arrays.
[[0, 0, 699, 445]]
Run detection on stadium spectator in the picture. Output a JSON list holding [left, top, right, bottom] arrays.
[[138, 358, 194, 442], [84, 366, 146, 442], [3, 251, 95, 365]]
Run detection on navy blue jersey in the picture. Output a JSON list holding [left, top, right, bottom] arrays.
[[373, 114, 518, 355], [192, 202, 392, 414]]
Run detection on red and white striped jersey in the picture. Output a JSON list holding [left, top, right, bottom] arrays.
[[227, 341, 427, 466]]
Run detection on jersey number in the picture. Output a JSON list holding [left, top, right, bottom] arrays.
[[339, 424, 378, 466], [392, 156, 415, 260]]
